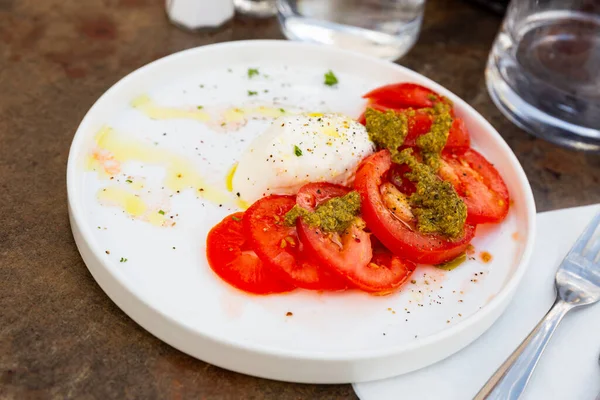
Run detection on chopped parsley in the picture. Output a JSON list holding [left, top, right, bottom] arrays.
[[324, 70, 338, 86], [197, 105, 203, 109], [279, 108, 285, 113], [158, 210, 165, 215], [125, 179, 133, 183], [294, 145, 303, 157], [247, 90, 258, 96], [247, 68, 259, 78], [231, 215, 241, 222], [119, 257, 128, 263]]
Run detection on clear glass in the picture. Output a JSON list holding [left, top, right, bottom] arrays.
[[234, 0, 277, 17], [277, 0, 425, 60], [486, 0, 600, 151]]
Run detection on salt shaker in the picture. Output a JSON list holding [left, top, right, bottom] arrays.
[[166, 0, 234, 31]]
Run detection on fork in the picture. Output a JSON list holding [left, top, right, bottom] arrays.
[[475, 212, 600, 400]]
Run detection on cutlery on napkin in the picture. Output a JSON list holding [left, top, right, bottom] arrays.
[[353, 205, 600, 400]]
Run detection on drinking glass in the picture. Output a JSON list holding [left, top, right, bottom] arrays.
[[277, 0, 425, 61], [486, 0, 600, 151], [234, 0, 277, 17]]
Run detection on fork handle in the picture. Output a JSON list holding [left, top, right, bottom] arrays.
[[474, 299, 573, 400]]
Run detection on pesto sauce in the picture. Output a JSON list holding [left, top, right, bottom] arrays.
[[397, 149, 467, 238], [364, 99, 465, 238], [284, 191, 361, 233], [365, 108, 408, 161], [416, 102, 453, 169]]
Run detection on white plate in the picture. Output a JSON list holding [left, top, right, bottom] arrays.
[[67, 40, 536, 384]]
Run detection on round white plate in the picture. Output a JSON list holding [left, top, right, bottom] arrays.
[[67, 40, 536, 384]]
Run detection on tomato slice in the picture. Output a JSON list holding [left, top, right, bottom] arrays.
[[354, 150, 476, 265], [363, 83, 441, 109], [206, 212, 294, 295], [295, 182, 416, 293], [243, 195, 349, 290], [296, 182, 353, 212], [440, 149, 510, 224], [445, 118, 471, 151]]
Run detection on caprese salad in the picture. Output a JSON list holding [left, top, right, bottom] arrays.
[[206, 82, 509, 295]]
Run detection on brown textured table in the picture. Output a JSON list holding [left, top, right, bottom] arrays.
[[2, 0, 599, 398]]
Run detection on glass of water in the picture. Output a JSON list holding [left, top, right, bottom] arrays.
[[277, 0, 425, 61], [486, 0, 600, 151]]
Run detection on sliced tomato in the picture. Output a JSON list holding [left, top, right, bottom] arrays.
[[206, 212, 294, 295], [296, 182, 353, 211], [445, 118, 471, 151], [243, 195, 349, 291], [440, 149, 510, 224], [363, 83, 441, 109], [354, 150, 476, 265], [295, 182, 415, 293]]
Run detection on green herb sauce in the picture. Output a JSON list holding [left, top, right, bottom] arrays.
[[284, 191, 361, 233], [396, 149, 466, 238]]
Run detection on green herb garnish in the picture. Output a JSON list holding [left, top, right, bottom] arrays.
[[158, 210, 165, 215], [294, 145, 303, 157], [248, 68, 259, 78], [231, 215, 241, 222], [125, 179, 133, 183], [324, 70, 338, 86], [120, 257, 128, 263], [197, 105, 203, 109], [247, 90, 258, 96]]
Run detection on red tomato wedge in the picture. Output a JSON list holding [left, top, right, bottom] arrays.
[[363, 83, 441, 109], [206, 212, 294, 295], [354, 150, 476, 265], [243, 195, 349, 290], [295, 182, 416, 293], [440, 149, 510, 224]]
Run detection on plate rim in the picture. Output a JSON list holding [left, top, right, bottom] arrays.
[[66, 40, 537, 363]]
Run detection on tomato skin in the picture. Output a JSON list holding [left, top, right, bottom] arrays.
[[441, 149, 510, 224], [363, 83, 440, 109], [296, 182, 352, 211], [243, 195, 349, 290], [445, 118, 471, 151], [206, 212, 294, 295], [354, 150, 476, 265]]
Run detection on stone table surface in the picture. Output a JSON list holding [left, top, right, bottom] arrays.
[[1, 0, 599, 398]]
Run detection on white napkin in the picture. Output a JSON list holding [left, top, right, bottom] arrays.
[[353, 205, 600, 400]]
